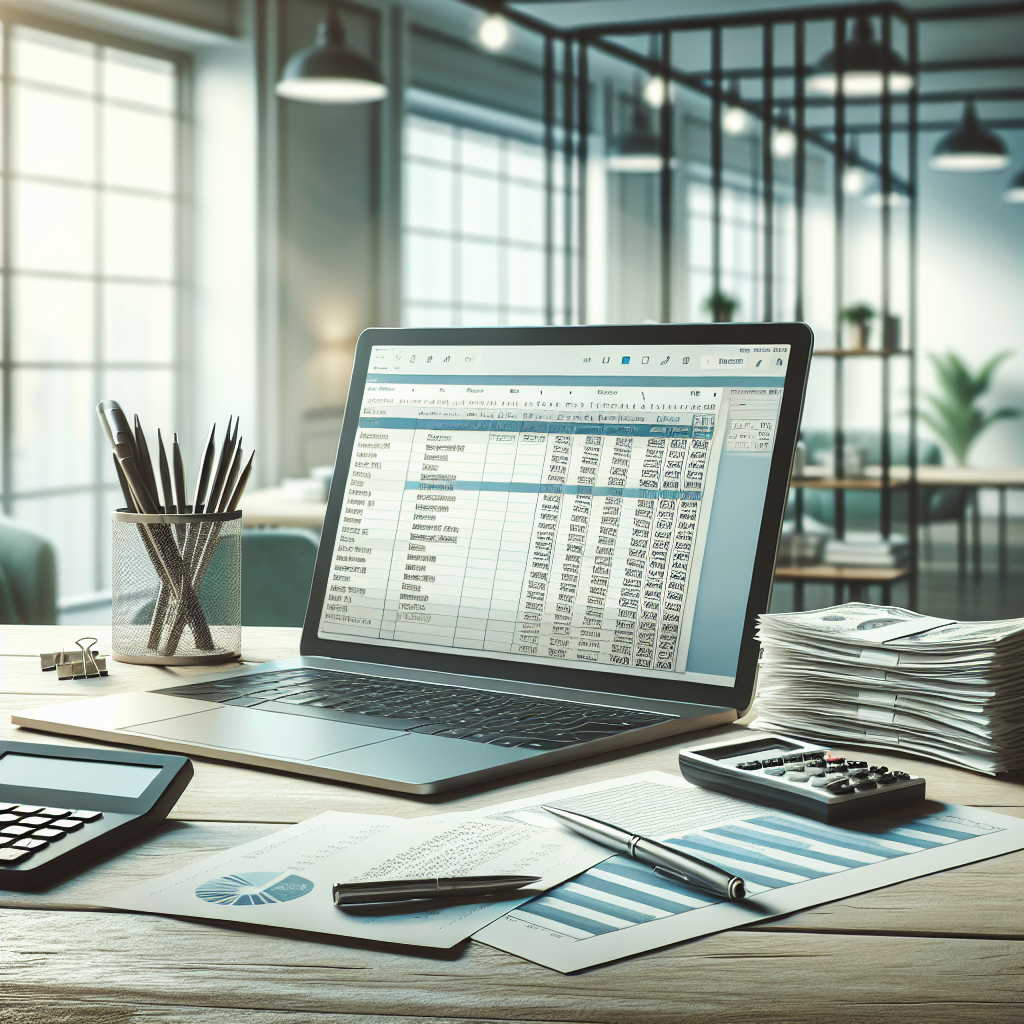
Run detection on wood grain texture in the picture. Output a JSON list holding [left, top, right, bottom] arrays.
[[3, 624, 1023, 1020], [2, 910, 1022, 1023]]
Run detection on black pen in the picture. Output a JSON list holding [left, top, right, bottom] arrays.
[[172, 433, 188, 511], [157, 429, 174, 514], [332, 874, 540, 906], [134, 415, 159, 505], [543, 805, 747, 901], [194, 423, 216, 512]]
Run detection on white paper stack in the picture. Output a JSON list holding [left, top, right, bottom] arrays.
[[823, 532, 910, 568], [752, 602, 1024, 775]]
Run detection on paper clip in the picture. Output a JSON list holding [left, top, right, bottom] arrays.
[[40, 638, 109, 679]]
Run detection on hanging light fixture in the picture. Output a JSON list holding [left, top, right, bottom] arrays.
[[931, 100, 1010, 171], [721, 79, 749, 136], [607, 98, 672, 173], [843, 165, 868, 195], [643, 75, 670, 109], [1004, 167, 1024, 203], [276, 4, 387, 104], [807, 14, 913, 97], [772, 116, 797, 159], [477, 13, 511, 52]]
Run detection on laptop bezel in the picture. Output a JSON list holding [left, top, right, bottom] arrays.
[[300, 323, 812, 714]]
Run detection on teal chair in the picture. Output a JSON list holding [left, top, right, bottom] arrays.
[[241, 528, 320, 627], [0, 516, 58, 624]]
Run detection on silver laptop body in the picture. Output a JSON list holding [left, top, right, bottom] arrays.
[[15, 324, 812, 794]]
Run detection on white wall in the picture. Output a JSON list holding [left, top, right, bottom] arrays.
[[917, 130, 1024, 501]]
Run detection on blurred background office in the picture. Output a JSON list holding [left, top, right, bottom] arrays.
[[0, 0, 1020, 628]]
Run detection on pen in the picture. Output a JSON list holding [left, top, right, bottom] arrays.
[[134, 415, 159, 507], [332, 874, 541, 906], [194, 423, 217, 513], [157, 429, 174, 514], [172, 433, 187, 512], [543, 805, 747, 902]]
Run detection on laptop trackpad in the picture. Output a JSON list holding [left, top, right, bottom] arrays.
[[124, 706, 399, 762]]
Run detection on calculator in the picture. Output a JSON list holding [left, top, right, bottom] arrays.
[[0, 740, 192, 889], [678, 734, 925, 823]]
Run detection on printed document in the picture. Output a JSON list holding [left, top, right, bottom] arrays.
[[101, 809, 609, 948], [472, 771, 1024, 972]]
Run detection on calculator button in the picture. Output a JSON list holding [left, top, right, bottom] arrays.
[[845, 761, 868, 769], [50, 818, 84, 832], [831, 784, 855, 795], [810, 776, 833, 787], [806, 769, 826, 778], [32, 828, 65, 840], [783, 755, 804, 764], [877, 774, 898, 785], [803, 751, 827, 761], [869, 766, 888, 775], [69, 810, 103, 822], [761, 758, 784, 768], [855, 782, 878, 791], [788, 774, 810, 783], [763, 767, 786, 776], [784, 765, 805, 773], [40, 807, 72, 818], [20, 816, 54, 827], [825, 755, 845, 765], [804, 759, 825, 769], [0, 814, 21, 825], [827, 766, 847, 775], [13, 805, 43, 815], [0, 847, 32, 864], [848, 769, 870, 780], [736, 762, 762, 771], [1, 825, 33, 837], [892, 771, 911, 781], [13, 837, 48, 850]]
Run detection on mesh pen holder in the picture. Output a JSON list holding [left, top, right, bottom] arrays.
[[111, 509, 242, 665]]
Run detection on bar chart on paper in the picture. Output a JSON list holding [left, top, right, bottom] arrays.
[[475, 782, 1024, 972]]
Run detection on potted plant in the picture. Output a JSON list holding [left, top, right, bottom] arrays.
[[920, 351, 1019, 465], [840, 303, 875, 350], [703, 290, 738, 323]]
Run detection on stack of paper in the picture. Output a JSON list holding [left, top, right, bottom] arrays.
[[752, 602, 1024, 775], [823, 533, 910, 568]]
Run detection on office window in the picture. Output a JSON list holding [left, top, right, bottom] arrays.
[[0, 21, 184, 601], [403, 111, 569, 327]]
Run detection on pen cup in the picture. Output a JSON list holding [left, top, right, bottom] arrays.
[[110, 509, 242, 665]]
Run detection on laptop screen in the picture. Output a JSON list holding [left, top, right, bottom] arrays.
[[311, 332, 804, 698]]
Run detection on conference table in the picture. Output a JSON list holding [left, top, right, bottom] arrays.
[[3, 625, 1022, 1021]]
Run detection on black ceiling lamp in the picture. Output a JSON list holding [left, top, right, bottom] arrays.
[[607, 98, 667, 173], [1005, 167, 1024, 203], [807, 14, 913, 97], [931, 100, 1010, 172], [276, 4, 387, 104]]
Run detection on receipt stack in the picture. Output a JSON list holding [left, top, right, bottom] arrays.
[[751, 603, 1024, 775]]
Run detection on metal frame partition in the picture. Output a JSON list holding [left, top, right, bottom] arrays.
[[455, 0, 1024, 612]]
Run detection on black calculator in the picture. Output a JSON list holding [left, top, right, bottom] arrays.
[[678, 734, 925, 823], [0, 740, 192, 889]]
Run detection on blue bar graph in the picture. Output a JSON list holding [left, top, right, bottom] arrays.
[[509, 812, 1002, 940]]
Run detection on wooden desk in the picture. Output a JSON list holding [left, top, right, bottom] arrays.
[[3, 626, 1022, 1021]]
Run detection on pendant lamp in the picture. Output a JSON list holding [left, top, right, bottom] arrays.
[[807, 15, 913, 97], [1005, 168, 1024, 203], [607, 102, 672, 173], [721, 79, 749, 136], [276, 5, 387, 104], [930, 101, 1009, 172]]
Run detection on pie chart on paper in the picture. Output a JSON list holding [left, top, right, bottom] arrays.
[[194, 871, 314, 906]]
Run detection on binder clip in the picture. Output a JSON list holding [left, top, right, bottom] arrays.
[[40, 637, 109, 679]]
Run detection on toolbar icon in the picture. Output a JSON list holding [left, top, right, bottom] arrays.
[[660, 357, 670, 365], [621, 356, 630, 364]]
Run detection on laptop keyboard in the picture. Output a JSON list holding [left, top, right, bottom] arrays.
[[155, 669, 673, 751]]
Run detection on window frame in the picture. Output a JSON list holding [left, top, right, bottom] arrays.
[[0, 8, 192, 600]]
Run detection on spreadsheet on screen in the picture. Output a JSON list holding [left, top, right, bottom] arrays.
[[318, 344, 789, 688]]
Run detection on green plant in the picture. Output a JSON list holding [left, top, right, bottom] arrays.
[[841, 303, 876, 327], [703, 290, 738, 322], [920, 351, 1019, 465]]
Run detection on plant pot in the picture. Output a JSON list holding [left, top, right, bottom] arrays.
[[845, 322, 870, 350]]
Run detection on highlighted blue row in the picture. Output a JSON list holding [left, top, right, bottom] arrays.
[[359, 417, 714, 438], [404, 480, 703, 500]]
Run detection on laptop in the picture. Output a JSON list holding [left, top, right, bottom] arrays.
[[16, 323, 812, 794]]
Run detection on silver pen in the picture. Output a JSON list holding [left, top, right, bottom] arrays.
[[543, 805, 747, 901]]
